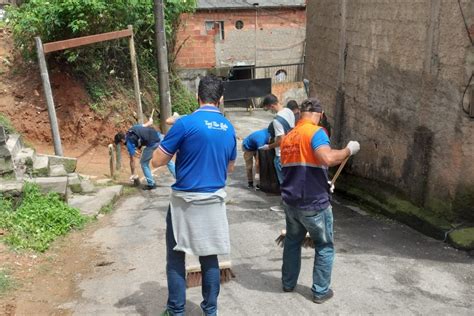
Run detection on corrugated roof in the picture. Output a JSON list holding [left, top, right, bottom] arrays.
[[197, 0, 306, 10]]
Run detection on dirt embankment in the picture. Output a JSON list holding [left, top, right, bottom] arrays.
[[0, 29, 120, 145], [0, 28, 138, 177]]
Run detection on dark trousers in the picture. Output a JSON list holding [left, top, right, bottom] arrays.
[[165, 208, 220, 316]]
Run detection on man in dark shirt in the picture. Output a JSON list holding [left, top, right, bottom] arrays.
[[114, 118, 175, 190]]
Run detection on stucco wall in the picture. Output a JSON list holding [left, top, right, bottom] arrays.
[[305, 0, 474, 220]]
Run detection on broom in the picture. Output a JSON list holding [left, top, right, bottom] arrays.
[[275, 156, 350, 248], [186, 260, 235, 288]]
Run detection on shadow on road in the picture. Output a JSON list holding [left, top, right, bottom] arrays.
[[114, 281, 202, 316]]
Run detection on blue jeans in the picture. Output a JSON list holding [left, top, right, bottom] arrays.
[[140, 144, 176, 186], [282, 204, 334, 297], [274, 155, 283, 184], [165, 209, 220, 316]]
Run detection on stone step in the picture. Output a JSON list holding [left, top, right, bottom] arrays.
[[67, 173, 82, 193], [68, 185, 123, 216], [49, 164, 67, 177], [6, 134, 23, 158], [0, 180, 23, 198], [14, 147, 36, 166], [46, 155, 77, 174], [0, 145, 14, 177], [25, 176, 68, 201], [33, 155, 49, 177]]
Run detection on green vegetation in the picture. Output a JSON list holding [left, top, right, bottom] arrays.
[[99, 201, 114, 214], [338, 175, 452, 241], [170, 75, 198, 115], [448, 228, 474, 250], [6, 0, 198, 116], [0, 269, 13, 295], [0, 183, 89, 252], [0, 113, 16, 134]]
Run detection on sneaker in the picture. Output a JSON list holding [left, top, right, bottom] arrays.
[[313, 289, 334, 304], [160, 310, 172, 316], [247, 182, 254, 189], [270, 205, 284, 212], [255, 184, 261, 191], [142, 184, 157, 190], [282, 286, 294, 292]]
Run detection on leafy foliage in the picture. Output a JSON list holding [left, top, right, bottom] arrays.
[[6, 0, 197, 114], [170, 75, 198, 114], [0, 113, 16, 134], [0, 183, 89, 252]]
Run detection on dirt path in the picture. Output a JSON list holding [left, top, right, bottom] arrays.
[[0, 216, 110, 315]]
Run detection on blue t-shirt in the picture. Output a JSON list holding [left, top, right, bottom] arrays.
[[159, 105, 237, 193], [242, 129, 270, 151], [311, 129, 330, 150]]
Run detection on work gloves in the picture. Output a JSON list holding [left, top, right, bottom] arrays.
[[327, 181, 335, 193], [258, 144, 270, 151], [346, 141, 360, 156]]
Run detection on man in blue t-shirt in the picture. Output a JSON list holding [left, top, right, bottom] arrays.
[[242, 128, 270, 189], [114, 117, 176, 190], [152, 75, 236, 316]]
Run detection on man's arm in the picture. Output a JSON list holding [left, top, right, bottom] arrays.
[[227, 160, 235, 173], [152, 148, 172, 168], [314, 141, 360, 167], [129, 155, 137, 176], [142, 118, 153, 128], [267, 135, 282, 150], [314, 146, 350, 167]]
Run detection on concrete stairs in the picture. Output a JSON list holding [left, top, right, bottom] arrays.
[[0, 133, 122, 216]]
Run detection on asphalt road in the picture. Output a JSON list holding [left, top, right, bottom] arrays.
[[63, 110, 473, 315]]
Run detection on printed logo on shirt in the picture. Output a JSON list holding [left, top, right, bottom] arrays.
[[205, 120, 229, 131]]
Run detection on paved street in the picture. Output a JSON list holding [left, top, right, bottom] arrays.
[[63, 110, 473, 315]]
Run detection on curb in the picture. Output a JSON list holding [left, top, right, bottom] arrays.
[[335, 175, 473, 251]]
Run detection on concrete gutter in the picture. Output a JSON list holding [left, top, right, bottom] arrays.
[[335, 174, 474, 252]]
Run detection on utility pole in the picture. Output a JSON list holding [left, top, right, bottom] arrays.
[[153, 0, 172, 133]]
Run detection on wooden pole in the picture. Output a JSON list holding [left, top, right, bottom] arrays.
[[108, 144, 115, 178], [128, 25, 144, 124], [115, 143, 122, 171], [153, 0, 172, 133], [35, 36, 63, 156]]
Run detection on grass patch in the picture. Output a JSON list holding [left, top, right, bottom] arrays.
[[0, 183, 89, 252], [122, 185, 138, 197], [99, 201, 114, 214], [0, 269, 13, 295], [0, 113, 16, 134]]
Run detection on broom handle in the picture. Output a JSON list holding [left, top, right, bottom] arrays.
[[330, 156, 350, 186]]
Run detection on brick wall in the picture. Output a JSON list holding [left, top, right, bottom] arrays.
[[175, 8, 306, 69], [306, 0, 474, 221]]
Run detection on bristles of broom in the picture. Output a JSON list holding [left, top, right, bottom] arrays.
[[275, 229, 315, 248], [275, 229, 286, 247], [186, 261, 235, 288]]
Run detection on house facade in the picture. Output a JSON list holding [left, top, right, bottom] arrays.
[[174, 0, 306, 96], [305, 0, 474, 221]]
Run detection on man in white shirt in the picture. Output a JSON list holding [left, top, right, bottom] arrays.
[[260, 94, 295, 191]]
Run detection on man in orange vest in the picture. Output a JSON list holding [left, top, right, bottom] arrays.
[[280, 98, 360, 303]]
